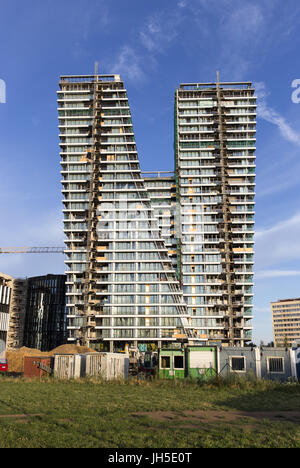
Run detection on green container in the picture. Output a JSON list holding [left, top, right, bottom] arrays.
[[158, 349, 185, 379], [159, 346, 217, 380], [185, 346, 217, 381]]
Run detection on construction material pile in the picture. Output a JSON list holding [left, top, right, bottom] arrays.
[[6, 344, 97, 373]]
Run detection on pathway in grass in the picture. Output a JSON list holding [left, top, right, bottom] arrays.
[[132, 409, 300, 425]]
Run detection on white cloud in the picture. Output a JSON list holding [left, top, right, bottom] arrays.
[[255, 211, 300, 269], [192, 1, 265, 42], [139, 10, 182, 54], [256, 165, 300, 197], [107, 9, 184, 83], [214, 3, 265, 79], [107, 46, 145, 82], [256, 81, 300, 147], [255, 270, 300, 280], [221, 4, 264, 39], [256, 211, 300, 240]]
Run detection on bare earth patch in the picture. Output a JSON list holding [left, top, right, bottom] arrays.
[[132, 410, 300, 426]]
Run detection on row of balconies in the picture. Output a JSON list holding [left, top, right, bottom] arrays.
[[179, 134, 255, 142]]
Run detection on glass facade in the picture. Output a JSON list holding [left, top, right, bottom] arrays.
[[23, 275, 66, 351]]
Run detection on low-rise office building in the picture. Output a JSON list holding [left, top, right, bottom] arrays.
[[271, 298, 300, 347]]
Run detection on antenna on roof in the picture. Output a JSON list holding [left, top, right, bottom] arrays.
[[216, 70, 220, 83], [94, 61, 99, 76]]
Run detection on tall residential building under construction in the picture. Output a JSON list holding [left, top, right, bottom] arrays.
[[175, 79, 255, 346], [58, 74, 189, 352], [58, 74, 256, 350]]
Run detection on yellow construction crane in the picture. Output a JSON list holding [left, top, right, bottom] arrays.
[[0, 247, 64, 254]]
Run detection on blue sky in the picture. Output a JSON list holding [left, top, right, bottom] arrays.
[[1, 0, 300, 344]]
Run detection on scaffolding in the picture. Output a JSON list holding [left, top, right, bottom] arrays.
[[80, 73, 103, 346], [216, 72, 235, 346]]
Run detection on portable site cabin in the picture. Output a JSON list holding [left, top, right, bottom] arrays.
[[53, 352, 129, 380], [159, 348, 185, 379], [159, 345, 298, 381], [219, 347, 298, 381], [53, 354, 85, 379], [259, 347, 294, 382], [158, 346, 217, 380], [218, 347, 258, 378], [85, 352, 129, 380]]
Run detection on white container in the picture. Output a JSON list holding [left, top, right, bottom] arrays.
[[85, 352, 129, 380], [53, 354, 85, 379]]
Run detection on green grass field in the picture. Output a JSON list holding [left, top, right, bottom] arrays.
[[0, 375, 299, 448]]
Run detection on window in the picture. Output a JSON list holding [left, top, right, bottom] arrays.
[[161, 356, 170, 369], [174, 355, 184, 369], [230, 356, 246, 372], [268, 357, 284, 373]]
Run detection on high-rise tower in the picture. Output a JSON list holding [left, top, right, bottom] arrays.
[[58, 74, 190, 352], [174, 79, 256, 346]]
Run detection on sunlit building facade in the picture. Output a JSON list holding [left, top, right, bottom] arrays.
[[58, 74, 189, 352], [58, 75, 256, 349]]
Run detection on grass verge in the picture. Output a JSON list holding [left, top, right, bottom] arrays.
[[0, 375, 299, 448]]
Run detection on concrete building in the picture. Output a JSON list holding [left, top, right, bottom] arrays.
[[0, 273, 13, 346], [144, 80, 256, 346], [271, 298, 300, 347], [142, 172, 177, 270], [58, 74, 256, 350], [58, 74, 190, 352], [6, 277, 28, 349], [0, 273, 27, 350], [173, 79, 255, 346]]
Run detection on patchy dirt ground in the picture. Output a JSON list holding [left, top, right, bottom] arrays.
[[4, 410, 299, 426], [132, 410, 300, 427]]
